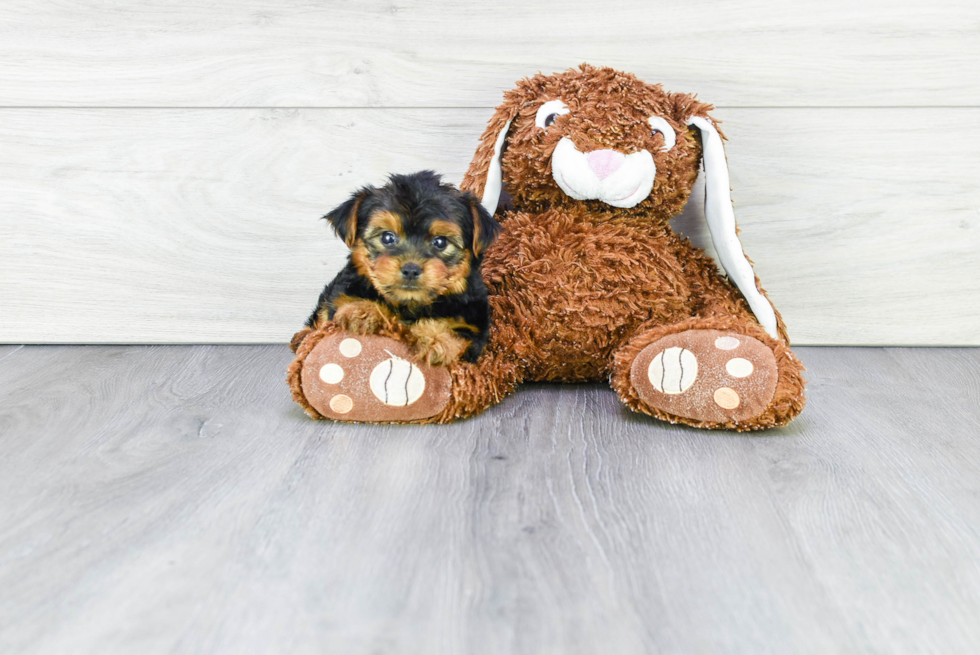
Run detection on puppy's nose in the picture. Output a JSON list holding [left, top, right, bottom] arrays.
[[401, 262, 422, 281], [586, 149, 625, 180]]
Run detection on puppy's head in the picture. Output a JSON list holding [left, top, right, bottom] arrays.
[[325, 171, 500, 308]]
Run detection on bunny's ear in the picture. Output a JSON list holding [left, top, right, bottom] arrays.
[[324, 188, 371, 248], [460, 91, 524, 217], [687, 115, 779, 339], [478, 117, 514, 216]]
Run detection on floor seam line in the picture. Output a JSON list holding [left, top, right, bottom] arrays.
[[0, 345, 25, 365]]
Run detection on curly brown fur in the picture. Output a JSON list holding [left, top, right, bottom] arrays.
[[287, 325, 334, 419]]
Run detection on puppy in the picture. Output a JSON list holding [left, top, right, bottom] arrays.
[[292, 171, 500, 366]]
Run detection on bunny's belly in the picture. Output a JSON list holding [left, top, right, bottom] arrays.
[[481, 210, 699, 380]]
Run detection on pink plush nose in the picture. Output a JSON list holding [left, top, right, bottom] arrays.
[[586, 149, 625, 180]]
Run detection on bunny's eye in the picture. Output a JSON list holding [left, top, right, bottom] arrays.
[[535, 99, 570, 129], [647, 116, 677, 151]]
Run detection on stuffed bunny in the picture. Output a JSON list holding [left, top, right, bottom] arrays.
[[289, 64, 805, 430]]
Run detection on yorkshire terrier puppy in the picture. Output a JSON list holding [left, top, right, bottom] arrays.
[[293, 171, 501, 366]]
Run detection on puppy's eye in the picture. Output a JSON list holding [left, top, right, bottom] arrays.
[[380, 231, 398, 246], [431, 236, 448, 251], [535, 99, 570, 129]]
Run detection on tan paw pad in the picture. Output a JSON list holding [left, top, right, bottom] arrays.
[[631, 329, 778, 424], [329, 394, 354, 414], [713, 387, 740, 409]]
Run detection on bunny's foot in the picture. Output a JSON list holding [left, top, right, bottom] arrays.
[[611, 318, 805, 430], [292, 331, 452, 423], [630, 329, 778, 424]]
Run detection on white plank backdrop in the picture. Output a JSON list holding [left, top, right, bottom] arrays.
[[0, 1, 978, 345], [2, 0, 977, 107]]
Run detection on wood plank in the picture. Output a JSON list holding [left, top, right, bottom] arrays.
[[757, 347, 980, 650], [1, 0, 978, 108], [0, 108, 475, 344], [1, 345, 980, 653], [0, 107, 978, 345]]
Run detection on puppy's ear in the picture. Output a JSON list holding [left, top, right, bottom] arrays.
[[464, 193, 501, 259], [324, 188, 371, 248]]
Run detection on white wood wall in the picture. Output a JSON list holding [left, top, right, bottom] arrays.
[[1, 0, 978, 345]]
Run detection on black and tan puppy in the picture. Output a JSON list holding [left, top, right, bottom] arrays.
[[293, 171, 500, 366]]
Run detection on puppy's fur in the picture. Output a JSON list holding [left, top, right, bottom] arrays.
[[294, 171, 500, 366]]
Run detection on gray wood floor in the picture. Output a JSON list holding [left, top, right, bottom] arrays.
[[1, 345, 979, 654]]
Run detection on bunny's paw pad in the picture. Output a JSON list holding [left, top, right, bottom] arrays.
[[301, 334, 451, 422], [630, 330, 778, 424]]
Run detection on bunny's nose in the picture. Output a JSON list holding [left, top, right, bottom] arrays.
[[401, 262, 422, 281], [586, 149, 626, 180]]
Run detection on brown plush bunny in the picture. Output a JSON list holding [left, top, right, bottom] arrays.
[[288, 64, 806, 430]]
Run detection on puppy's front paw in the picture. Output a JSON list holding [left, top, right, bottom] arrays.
[[333, 300, 393, 336], [409, 319, 470, 367]]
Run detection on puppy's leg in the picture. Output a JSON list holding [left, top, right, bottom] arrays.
[[332, 297, 399, 336], [409, 318, 474, 366]]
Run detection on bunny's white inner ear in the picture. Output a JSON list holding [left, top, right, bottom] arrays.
[[687, 116, 778, 339], [480, 119, 513, 216]]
